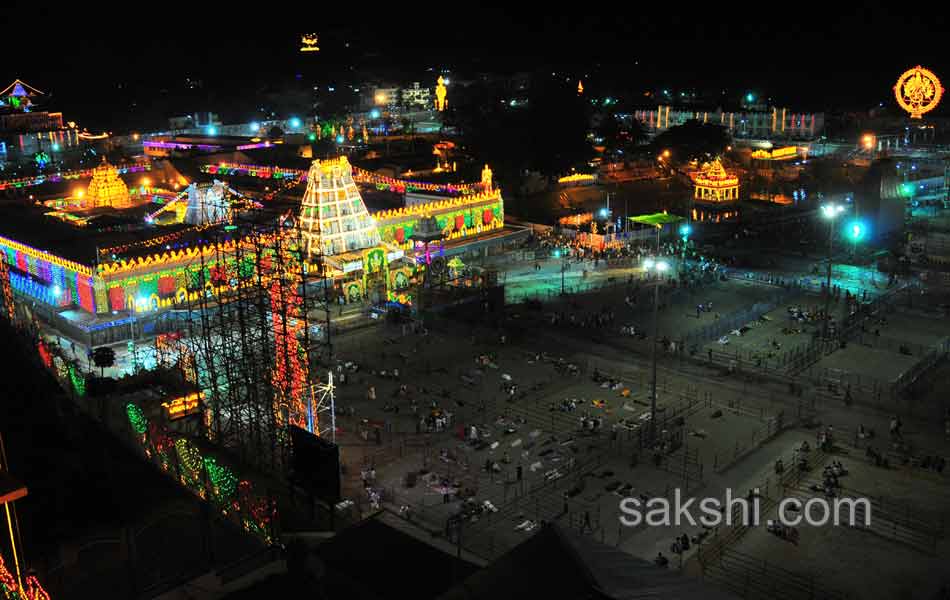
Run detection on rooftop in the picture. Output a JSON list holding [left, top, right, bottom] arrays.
[[0, 199, 184, 266]]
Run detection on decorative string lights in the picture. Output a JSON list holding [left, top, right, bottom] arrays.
[[894, 65, 943, 119], [126, 403, 148, 435], [162, 392, 203, 420], [0, 554, 51, 600], [557, 173, 595, 184], [0, 259, 14, 320], [298, 156, 382, 260], [0, 163, 149, 192], [269, 279, 309, 428], [122, 403, 277, 544], [203, 456, 238, 504], [176, 438, 205, 493], [200, 162, 484, 195], [693, 158, 739, 203]]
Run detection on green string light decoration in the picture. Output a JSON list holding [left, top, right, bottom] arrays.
[[204, 456, 238, 505], [126, 403, 148, 435], [175, 438, 205, 494], [124, 415, 277, 545], [68, 364, 85, 396]]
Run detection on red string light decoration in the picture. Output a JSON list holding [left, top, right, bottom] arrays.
[[37, 341, 53, 369], [269, 279, 309, 429], [0, 553, 52, 600], [0, 258, 14, 321]]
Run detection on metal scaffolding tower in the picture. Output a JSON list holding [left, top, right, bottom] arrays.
[[181, 208, 329, 472]]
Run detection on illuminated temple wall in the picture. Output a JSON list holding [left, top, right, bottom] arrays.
[[0, 234, 263, 316], [95, 244, 270, 314], [0, 235, 96, 312], [0, 189, 506, 318], [374, 190, 505, 249]]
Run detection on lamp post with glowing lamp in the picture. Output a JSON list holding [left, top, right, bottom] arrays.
[[847, 220, 866, 258], [553, 249, 569, 295], [821, 203, 846, 337], [643, 256, 669, 442], [678, 223, 691, 272]]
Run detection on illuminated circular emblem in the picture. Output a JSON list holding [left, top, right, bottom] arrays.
[[894, 66, 943, 119]]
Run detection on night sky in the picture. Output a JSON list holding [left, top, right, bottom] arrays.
[[3, 5, 946, 129]]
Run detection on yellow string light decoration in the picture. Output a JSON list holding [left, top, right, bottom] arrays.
[[894, 65, 943, 119]]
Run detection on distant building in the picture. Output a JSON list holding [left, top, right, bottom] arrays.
[[401, 82, 432, 109], [634, 105, 824, 140], [361, 83, 436, 111], [0, 79, 80, 165], [142, 134, 279, 158], [367, 87, 399, 110], [168, 112, 221, 131]]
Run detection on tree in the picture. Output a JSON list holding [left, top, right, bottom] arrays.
[[268, 126, 285, 139], [595, 110, 622, 153], [596, 109, 648, 158], [92, 346, 116, 378], [451, 75, 594, 185], [651, 120, 731, 163]]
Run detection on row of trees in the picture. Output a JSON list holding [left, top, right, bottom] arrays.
[[444, 76, 733, 190]]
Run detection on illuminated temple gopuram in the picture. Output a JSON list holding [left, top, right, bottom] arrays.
[[85, 158, 132, 208]]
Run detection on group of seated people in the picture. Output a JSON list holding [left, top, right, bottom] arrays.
[[552, 398, 580, 412], [809, 460, 848, 498], [579, 415, 604, 432], [669, 532, 692, 555]]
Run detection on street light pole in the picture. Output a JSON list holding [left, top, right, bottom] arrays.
[[679, 224, 691, 274], [561, 256, 566, 296], [825, 215, 833, 319], [643, 255, 669, 444], [651, 268, 660, 443], [821, 204, 844, 338]]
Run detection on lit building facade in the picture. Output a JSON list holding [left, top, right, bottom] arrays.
[[0, 79, 82, 165], [401, 82, 432, 109], [634, 105, 824, 140], [0, 152, 514, 349], [693, 159, 739, 203]]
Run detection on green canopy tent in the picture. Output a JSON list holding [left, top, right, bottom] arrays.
[[628, 212, 684, 252], [628, 212, 684, 227]]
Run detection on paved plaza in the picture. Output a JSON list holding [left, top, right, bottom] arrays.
[[313, 250, 950, 600]]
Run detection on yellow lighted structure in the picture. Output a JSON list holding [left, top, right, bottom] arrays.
[[300, 34, 320, 52], [162, 391, 204, 420], [558, 173, 596, 184], [298, 156, 382, 260], [577, 80, 584, 95], [693, 158, 739, 203], [435, 76, 447, 111], [894, 66, 943, 119], [481, 164, 493, 191], [85, 158, 131, 209], [750, 146, 799, 160]]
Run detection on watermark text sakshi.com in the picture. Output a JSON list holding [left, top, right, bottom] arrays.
[[618, 489, 871, 528]]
